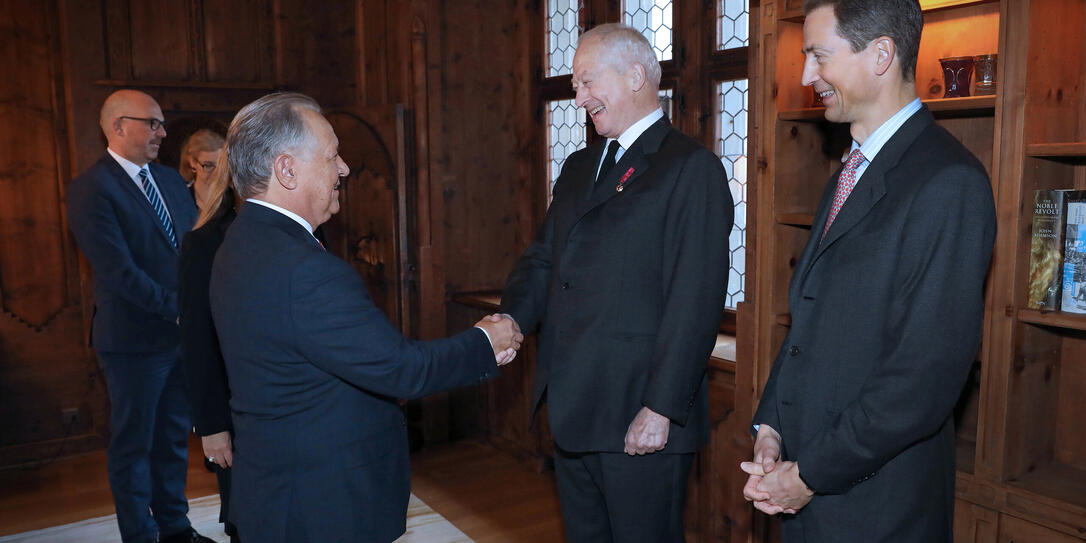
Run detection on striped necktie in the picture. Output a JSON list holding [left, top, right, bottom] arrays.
[[138, 168, 177, 248]]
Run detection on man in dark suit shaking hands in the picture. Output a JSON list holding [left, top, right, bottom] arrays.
[[209, 92, 521, 543], [742, 1, 997, 541], [67, 90, 210, 543], [501, 24, 734, 543]]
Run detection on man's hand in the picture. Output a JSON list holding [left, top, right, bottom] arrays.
[[202, 431, 233, 469], [624, 406, 670, 455], [475, 314, 523, 364], [741, 425, 784, 514], [754, 460, 813, 514]]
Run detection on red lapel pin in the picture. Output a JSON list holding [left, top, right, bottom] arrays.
[[616, 167, 635, 192]]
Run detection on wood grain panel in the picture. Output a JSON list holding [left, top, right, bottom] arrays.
[[0, 1, 69, 327], [276, 0, 358, 108], [128, 0, 192, 80], [202, 0, 274, 83]]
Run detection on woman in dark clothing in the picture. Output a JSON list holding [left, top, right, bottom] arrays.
[[178, 153, 240, 543]]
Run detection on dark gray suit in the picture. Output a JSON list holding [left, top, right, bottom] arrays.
[[753, 107, 996, 542], [502, 118, 733, 541]]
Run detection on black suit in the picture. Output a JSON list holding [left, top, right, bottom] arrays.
[[210, 203, 498, 543], [178, 206, 237, 539], [66, 154, 198, 543], [502, 117, 733, 541], [753, 107, 996, 542]]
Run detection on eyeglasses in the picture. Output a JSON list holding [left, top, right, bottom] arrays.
[[119, 116, 166, 132], [198, 161, 217, 173]]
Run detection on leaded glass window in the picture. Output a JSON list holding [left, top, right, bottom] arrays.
[[547, 0, 583, 77], [623, 0, 673, 62], [717, 79, 748, 308], [547, 99, 587, 198], [719, 0, 750, 50]]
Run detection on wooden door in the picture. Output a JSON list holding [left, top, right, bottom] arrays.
[[324, 105, 416, 336]]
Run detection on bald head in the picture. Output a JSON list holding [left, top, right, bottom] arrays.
[[100, 90, 166, 166]]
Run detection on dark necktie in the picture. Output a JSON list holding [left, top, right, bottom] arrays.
[[596, 140, 621, 186], [138, 168, 177, 248]]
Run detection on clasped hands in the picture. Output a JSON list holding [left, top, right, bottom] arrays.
[[741, 425, 813, 515], [475, 314, 524, 366]]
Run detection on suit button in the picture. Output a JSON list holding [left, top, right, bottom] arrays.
[[789, 346, 801, 356], [562, 282, 570, 290]]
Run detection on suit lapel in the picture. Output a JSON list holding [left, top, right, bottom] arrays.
[[577, 118, 671, 221], [103, 155, 179, 252], [796, 107, 935, 286]]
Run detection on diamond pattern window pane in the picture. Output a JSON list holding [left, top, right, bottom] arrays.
[[658, 88, 673, 120], [547, 99, 587, 201], [547, 0, 583, 77], [717, 79, 748, 308], [623, 0, 673, 62], [719, 0, 750, 51]]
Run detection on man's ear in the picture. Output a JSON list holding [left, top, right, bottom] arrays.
[[273, 154, 297, 190], [629, 62, 647, 92], [873, 37, 895, 77]]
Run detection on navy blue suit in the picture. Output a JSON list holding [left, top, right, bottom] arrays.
[[210, 203, 497, 543], [67, 153, 198, 543]]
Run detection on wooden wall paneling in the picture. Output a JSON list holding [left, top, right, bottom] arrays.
[[275, 0, 358, 108], [202, 0, 275, 84], [0, 0, 108, 466], [128, 0, 193, 81], [411, 9, 444, 341], [103, 0, 133, 81], [431, 0, 526, 294]]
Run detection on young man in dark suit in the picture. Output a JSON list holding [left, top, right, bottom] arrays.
[[67, 90, 211, 543], [742, 1, 997, 541], [208, 92, 521, 543], [501, 24, 734, 543]]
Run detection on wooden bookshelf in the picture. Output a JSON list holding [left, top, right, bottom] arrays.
[[779, 95, 996, 122], [1017, 309, 1086, 331], [1025, 142, 1086, 158]]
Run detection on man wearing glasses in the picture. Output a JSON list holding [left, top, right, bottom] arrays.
[[67, 90, 210, 543]]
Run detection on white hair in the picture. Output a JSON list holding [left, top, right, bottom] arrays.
[[580, 23, 662, 88]]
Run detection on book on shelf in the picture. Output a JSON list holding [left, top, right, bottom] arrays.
[[1027, 190, 1074, 310], [1061, 194, 1086, 314]]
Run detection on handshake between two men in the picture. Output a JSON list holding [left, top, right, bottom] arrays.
[[474, 314, 523, 366]]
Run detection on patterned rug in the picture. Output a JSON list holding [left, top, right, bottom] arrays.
[[0, 494, 471, 543]]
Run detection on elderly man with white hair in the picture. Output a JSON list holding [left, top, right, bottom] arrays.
[[501, 23, 734, 543]]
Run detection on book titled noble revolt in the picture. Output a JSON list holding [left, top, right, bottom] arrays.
[[1062, 195, 1086, 314], [1027, 190, 1074, 310]]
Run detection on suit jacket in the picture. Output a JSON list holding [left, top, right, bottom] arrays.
[[502, 118, 733, 453], [753, 107, 996, 542], [178, 207, 236, 436], [209, 203, 497, 543], [66, 154, 197, 354]]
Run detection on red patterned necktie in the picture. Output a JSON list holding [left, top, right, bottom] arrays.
[[822, 149, 866, 240]]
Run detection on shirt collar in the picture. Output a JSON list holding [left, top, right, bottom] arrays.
[[246, 198, 315, 234], [107, 148, 148, 181], [849, 98, 922, 162], [612, 108, 665, 152]]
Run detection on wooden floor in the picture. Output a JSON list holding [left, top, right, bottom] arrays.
[[0, 436, 563, 542]]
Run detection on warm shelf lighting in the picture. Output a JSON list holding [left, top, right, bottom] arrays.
[[919, 0, 994, 10]]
